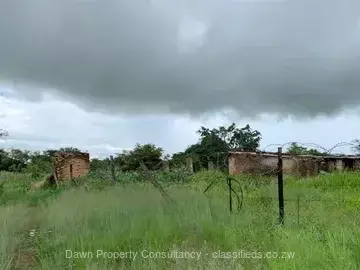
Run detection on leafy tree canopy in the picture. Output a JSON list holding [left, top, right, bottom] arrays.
[[115, 143, 163, 171], [286, 142, 327, 156], [171, 123, 261, 171]]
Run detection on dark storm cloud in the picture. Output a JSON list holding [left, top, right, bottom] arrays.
[[1, 0, 360, 117]]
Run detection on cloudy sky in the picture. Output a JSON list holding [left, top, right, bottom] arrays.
[[1, 0, 360, 157]]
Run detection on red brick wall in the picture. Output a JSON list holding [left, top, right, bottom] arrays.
[[54, 152, 90, 180]]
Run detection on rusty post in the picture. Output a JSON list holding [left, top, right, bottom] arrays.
[[70, 164, 73, 179], [227, 178, 233, 213], [278, 147, 285, 225]]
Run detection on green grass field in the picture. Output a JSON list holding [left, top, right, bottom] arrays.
[[1, 170, 360, 269]]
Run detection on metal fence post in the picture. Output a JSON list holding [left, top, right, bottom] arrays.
[[278, 147, 285, 225]]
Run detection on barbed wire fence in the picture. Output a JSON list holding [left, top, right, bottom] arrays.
[[2, 139, 359, 226], [91, 141, 360, 226], [231, 141, 360, 225], [102, 140, 359, 174], [0, 139, 354, 227]]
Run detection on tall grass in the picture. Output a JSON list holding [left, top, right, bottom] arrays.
[[0, 170, 360, 269]]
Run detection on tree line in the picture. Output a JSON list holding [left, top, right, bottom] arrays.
[[1, 125, 360, 176]]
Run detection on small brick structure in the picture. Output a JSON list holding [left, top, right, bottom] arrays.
[[54, 152, 90, 180]]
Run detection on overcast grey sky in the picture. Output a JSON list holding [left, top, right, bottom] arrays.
[[1, 0, 360, 157]]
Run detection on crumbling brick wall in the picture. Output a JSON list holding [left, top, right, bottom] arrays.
[[229, 152, 320, 177], [54, 152, 90, 180], [228, 152, 279, 175], [293, 157, 319, 177], [228, 152, 260, 174], [229, 151, 360, 177]]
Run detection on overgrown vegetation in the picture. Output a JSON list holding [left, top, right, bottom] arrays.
[[1, 124, 360, 268], [1, 170, 360, 269]]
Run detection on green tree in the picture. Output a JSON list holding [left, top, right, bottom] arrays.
[[116, 143, 163, 171], [9, 149, 31, 164], [197, 123, 261, 151], [306, 148, 327, 156], [171, 123, 262, 171], [90, 157, 111, 171], [286, 142, 308, 155], [0, 148, 28, 172], [286, 142, 326, 156], [23, 150, 54, 177]]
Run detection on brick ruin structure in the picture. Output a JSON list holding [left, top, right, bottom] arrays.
[[53, 152, 90, 181], [228, 151, 360, 178]]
